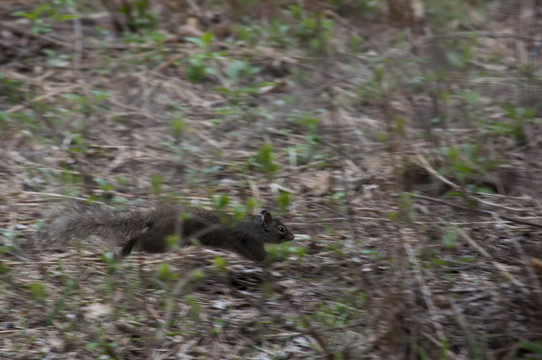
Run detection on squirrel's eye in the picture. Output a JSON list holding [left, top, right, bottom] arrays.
[[278, 226, 285, 233]]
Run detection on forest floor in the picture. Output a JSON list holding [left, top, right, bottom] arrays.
[[1, 0, 542, 359]]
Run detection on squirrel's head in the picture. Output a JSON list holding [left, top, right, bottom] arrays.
[[259, 210, 295, 243]]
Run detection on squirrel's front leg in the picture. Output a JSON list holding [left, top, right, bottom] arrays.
[[119, 236, 137, 258]]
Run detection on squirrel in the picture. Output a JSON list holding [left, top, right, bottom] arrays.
[[35, 202, 294, 262]]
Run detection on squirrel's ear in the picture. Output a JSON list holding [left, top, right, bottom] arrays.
[[260, 210, 273, 228]]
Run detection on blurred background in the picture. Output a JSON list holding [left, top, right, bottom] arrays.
[[1, 0, 542, 359]]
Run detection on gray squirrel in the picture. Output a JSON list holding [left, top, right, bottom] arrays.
[[36, 203, 294, 262]]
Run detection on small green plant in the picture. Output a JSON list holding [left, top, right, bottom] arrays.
[[349, 34, 364, 52], [268, 19, 294, 48], [165, 235, 180, 252], [225, 60, 260, 83], [212, 318, 227, 334], [212, 192, 230, 211], [64, 90, 112, 115], [235, 5, 335, 54], [276, 191, 292, 213], [245, 197, 257, 213], [286, 5, 335, 54], [441, 226, 457, 249], [85, 339, 119, 358], [93, 177, 114, 193], [101, 252, 119, 273], [184, 32, 224, 83], [185, 52, 218, 83], [248, 143, 280, 174], [59, 90, 113, 152], [445, 39, 474, 70], [310, 300, 356, 329], [424, 0, 474, 31], [185, 295, 201, 321], [519, 341, 542, 358], [0, 73, 26, 105], [156, 263, 178, 282], [0, 261, 9, 275], [229, 198, 258, 222], [191, 268, 205, 282], [235, 18, 295, 48], [234, 24, 263, 46], [13, 2, 81, 34], [0, 111, 8, 130], [396, 192, 417, 223], [488, 106, 537, 146], [3, 110, 44, 134], [59, 166, 84, 191], [117, 0, 159, 33], [214, 82, 270, 106], [439, 143, 500, 194], [213, 256, 228, 273], [42, 49, 71, 68], [121, 29, 168, 45], [151, 173, 164, 195], [266, 243, 306, 261], [456, 90, 484, 125], [27, 282, 47, 302], [290, 111, 322, 143], [170, 113, 185, 138], [47, 268, 79, 325], [69, 132, 90, 155], [332, 0, 382, 17], [359, 66, 386, 102], [286, 111, 324, 165], [0, 227, 21, 251]]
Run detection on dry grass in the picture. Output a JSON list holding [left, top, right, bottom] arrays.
[[1, 0, 542, 359]]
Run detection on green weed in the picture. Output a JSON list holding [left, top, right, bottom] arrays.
[[248, 143, 280, 175], [13, 1, 80, 34], [184, 32, 223, 83]]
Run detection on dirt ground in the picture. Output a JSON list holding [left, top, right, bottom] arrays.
[[1, 1, 542, 359]]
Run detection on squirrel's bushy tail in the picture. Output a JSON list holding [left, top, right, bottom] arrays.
[[35, 202, 148, 249]]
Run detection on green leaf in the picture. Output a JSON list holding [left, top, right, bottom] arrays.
[[191, 269, 205, 281], [387, 211, 398, 223], [201, 32, 213, 46], [213, 256, 227, 272], [519, 341, 542, 355], [55, 14, 82, 22], [157, 263, 178, 281], [166, 235, 179, 251], [151, 173, 163, 195], [212, 193, 230, 209], [226, 60, 247, 81], [442, 228, 456, 249], [253, 143, 280, 174], [85, 342, 100, 351], [185, 37, 206, 48], [276, 191, 291, 212], [27, 282, 46, 301]]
